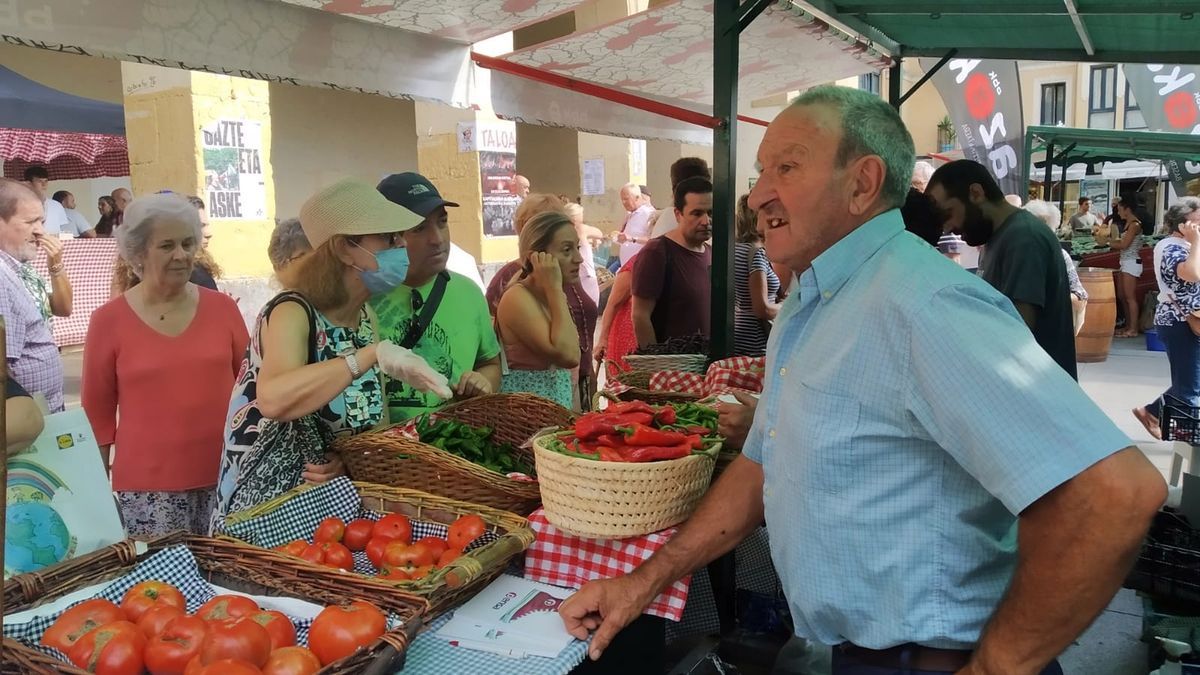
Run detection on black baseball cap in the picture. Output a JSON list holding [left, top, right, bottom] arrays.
[[377, 172, 459, 218]]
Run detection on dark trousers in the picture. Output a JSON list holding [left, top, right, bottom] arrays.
[[831, 651, 1064, 675]]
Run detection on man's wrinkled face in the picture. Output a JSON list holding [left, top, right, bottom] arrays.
[[620, 187, 641, 212], [0, 197, 45, 262], [927, 183, 993, 247], [113, 189, 131, 211]]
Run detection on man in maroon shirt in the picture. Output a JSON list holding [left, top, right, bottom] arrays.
[[631, 177, 713, 347]]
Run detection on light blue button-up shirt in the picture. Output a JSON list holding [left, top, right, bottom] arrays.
[[743, 209, 1131, 650]]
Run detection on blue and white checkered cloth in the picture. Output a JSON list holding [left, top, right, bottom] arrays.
[[399, 610, 588, 675]]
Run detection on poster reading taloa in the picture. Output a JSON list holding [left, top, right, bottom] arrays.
[[475, 122, 519, 238], [202, 119, 266, 220]]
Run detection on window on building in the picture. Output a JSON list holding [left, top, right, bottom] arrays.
[[1089, 65, 1117, 129], [1041, 83, 1066, 125], [1124, 80, 1147, 130], [859, 72, 881, 97]]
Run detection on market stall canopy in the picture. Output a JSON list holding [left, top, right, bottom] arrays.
[[479, 0, 891, 142], [274, 0, 591, 43], [0, 67, 124, 135], [1, 131, 130, 181], [1028, 125, 1200, 168], [803, 1, 1200, 63]]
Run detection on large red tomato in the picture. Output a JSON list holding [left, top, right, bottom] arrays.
[[137, 604, 185, 639], [376, 564, 410, 581], [67, 620, 145, 675], [364, 537, 389, 569], [383, 540, 434, 568], [274, 540, 307, 557], [249, 610, 296, 650], [262, 646, 322, 675], [373, 514, 411, 544], [193, 659, 264, 675], [413, 536, 448, 560], [307, 601, 387, 665], [196, 595, 260, 622], [198, 617, 272, 667], [342, 519, 375, 552], [299, 544, 325, 565], [447, 514, 486, 550], [121, 580, 186, 622], [145, 615, 209, 675], [41, 598, 128, 652], [319, 542, 354, 572], [312, 516, 345, 543]]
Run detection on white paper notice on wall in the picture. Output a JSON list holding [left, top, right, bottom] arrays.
[[630, 139, 646, 186], [582, 159, 605, 196], [202, 119, 266, 220]]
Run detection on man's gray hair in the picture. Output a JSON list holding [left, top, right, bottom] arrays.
[[1024, 199, 1062, 232], [789, 85, 915, 208], [1165, 197, 1200, 234], [268, 217, 312, 271], [620, 183, 641, 195], [0, 178, 37, 221], [116, 193, 202, 265], [911, 161, 934, 186]]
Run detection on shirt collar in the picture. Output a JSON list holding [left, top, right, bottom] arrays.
[[802, 208, 905, 302], [0, 249, 22, 275]]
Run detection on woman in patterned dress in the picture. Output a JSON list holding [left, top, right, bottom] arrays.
[[212, 180, 451, 529]]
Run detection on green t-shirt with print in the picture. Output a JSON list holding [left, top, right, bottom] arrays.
[[371, 271, 501, 421]]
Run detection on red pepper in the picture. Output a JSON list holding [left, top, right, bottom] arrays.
[[606, 401, 656, 416], [684, 425, 711, 436], [687, 434, 703, 449], [624, 443, 692, 462], [596, 434, 626, 447], [598, 446, 626, 462], [654, 405, 677, 426], [574, 412, 655, 440], [623, 423, 689, 447]]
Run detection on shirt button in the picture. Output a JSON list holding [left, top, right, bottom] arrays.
[[822, 291, 832, 299], [779, 367, 787, 376], [768, 429, 776, 438]]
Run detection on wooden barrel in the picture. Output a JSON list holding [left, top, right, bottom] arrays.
[[1075, 267, 1117, 363]]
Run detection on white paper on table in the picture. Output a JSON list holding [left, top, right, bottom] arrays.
[[447, 575, 576, 653], [437, 613, 571, 659]]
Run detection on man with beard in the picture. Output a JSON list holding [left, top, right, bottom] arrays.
[[559, 86, 1163, 675], [631, 177, 713, 347], [927, 160, 1077, 379], [372, 172, 502, 421]]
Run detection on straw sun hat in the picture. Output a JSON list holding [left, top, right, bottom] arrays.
[[299, 178, 423, 248]]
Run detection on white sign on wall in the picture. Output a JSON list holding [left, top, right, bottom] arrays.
[[630, 139, 646, 186], [201, 119, 265, 220], [457, 121, 517, 154], [582, 159, 605, 196]]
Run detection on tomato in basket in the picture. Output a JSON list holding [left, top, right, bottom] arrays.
[[146, 614, 209, 674], [67, 620, 145, 674], [448, 514, 487, 550], [262, 646, 321, 675], [373, 514, 412, 544], [413, 536, 448, 560], [299, 544, 325, 565], [196, 595, 260, 622], [198, 616, 272, 667], [137, 604, 185, 639], [121, 580, 186, 622], [377, 564, 410, 581], [274, 540, 307, 557], [41, 598, 127, 652], [383, 540, 434, 569], [250, 610, 296, 650], [342, 519, 375, 552], [312, 517, 345, 544], [308, 601, 387, 666], [189, 658, 264, 675], [364, 537, 389, 568], [437, 548, 462, 567], [318, 542, 354, 572]]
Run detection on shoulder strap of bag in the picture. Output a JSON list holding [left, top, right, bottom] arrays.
[[400, 271, 450, 349], [362, 303, 392, 428], [263, 291, 319, 364]]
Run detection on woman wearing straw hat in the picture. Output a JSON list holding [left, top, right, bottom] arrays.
[[212, 180, 453, 527]]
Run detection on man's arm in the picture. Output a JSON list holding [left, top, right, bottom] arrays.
[[1013, 301, 1038, 331], [963, 447, 1164, 675], [631, 295, 658, 348], [560, 455, 765, 660], [474, 355, 502, 393]]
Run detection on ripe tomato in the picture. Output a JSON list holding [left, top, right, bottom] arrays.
[[196, 595, 260, 622], [372, 514, 411, 544], [262, 646, 322, 675], [194, 659, 264, 675], [414, 536, 448, 560], [407, 564, 435, 580], [299, 544, 325, 565], [376, 564, 410, 581], [308, 601, 387, 666], [67, 620, 145, 674], [364, 537, 389, 569], [342, 519, 375, 552], [137, 603, 185, 639], [312, 516, 345, 543], [274, 540, 307, 557], [199, 617, 272, 667], [437, 548, 462, 567], [447, 514, 486, 550], [145, 614, 209, 675], [319, 542, 354, 572], [41, 598, 127, 652], [121, 580, 186, 623], [383, 540, 434, 568], [249, 610, 296, 650]]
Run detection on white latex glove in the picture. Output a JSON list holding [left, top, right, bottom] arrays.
[[376, 340, 454, 400]]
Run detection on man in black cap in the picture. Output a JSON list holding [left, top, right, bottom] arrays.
[[372, 172, 502, 421]]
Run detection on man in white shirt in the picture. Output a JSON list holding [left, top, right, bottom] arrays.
[[649, 157, 711, 239], [52, 191, 94, 237], [23, 166, 69, 236], [617, 183, 655, 265]]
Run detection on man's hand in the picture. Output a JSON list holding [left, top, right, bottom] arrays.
[[716, 391, 758, 450], [616, 232, 628, 243], [456, 370, 494, 398], [559, 574, 658, 661], [39, 233, 64, 267]]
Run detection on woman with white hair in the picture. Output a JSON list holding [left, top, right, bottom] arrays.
[[1025, 199, 1088, 335], [82, 194, 250, 538]]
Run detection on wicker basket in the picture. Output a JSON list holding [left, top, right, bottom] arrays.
[[601, 365, 703, 406], [1, 533, 428, 675], [623, 353, 708, 374], [335, 394, 572, 515], [531, 433, 719, 539], [223, 483, 534, 618]]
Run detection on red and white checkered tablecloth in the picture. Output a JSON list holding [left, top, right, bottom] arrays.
[[523, 508, 691, 621], [29, 239, 119, 347], [606, 356, 766, 400]]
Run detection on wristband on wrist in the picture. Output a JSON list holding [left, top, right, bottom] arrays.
[[344, 352, 362, 379]]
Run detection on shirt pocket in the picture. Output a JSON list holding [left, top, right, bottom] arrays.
[[779, 379, 862, 495]]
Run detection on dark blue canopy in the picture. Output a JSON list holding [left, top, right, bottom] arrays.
[[0, 66, 124, 135]]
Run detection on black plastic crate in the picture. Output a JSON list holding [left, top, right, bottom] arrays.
[[1163, 396, 1200, 445], [1128, 509, 1200, 604]]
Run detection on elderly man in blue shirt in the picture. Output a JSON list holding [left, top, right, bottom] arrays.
[[559, 85, 1166, 675]]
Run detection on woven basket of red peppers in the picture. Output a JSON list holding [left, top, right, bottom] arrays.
[[530, 401, 723, 538]]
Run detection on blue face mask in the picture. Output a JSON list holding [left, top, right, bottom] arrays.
[[355, 244, 410, 295]]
